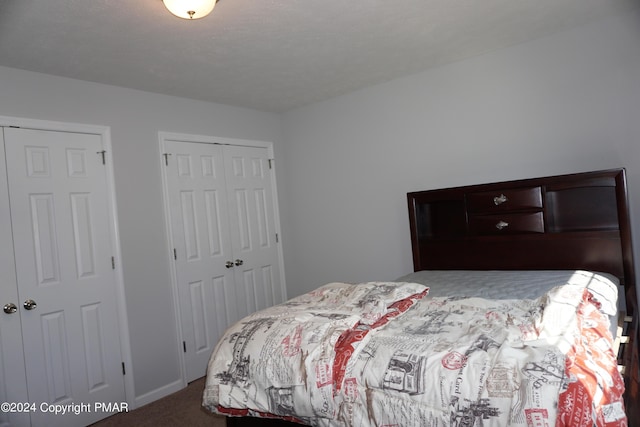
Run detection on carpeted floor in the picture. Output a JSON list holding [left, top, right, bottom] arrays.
[[91, 377, 226, 427]]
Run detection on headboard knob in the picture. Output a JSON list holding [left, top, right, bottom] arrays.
[[493, 194, 508, 205], [495, 220, 509, 230]]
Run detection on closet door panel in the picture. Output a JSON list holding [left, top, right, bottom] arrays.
[[224, 145, 284, 312], [0, 129, 30, 427], [165, 140, 235, 382]]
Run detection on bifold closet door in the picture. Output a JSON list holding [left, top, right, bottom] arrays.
[[164, 140, 284, 383], [1, 127, 126, 427]]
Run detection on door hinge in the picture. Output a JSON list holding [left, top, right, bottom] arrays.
[[275, 233, 279, 243], [183, 341, 187, 353], [122, 362, 126, 375], [163, 153, 172, 166], [173, 249, 177, 260], [97, 150, 106, 165], [268, 159, 274, 169], [111, 256, 115, 269]]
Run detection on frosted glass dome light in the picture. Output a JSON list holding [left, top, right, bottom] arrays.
[[163, 0, 217, 20]]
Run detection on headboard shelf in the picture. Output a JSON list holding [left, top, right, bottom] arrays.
[[408, 168, 635, 306]]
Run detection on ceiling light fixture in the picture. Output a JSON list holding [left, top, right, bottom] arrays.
[[162, 0, 217, 20]]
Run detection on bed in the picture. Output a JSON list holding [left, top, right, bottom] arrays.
[[203, 168, 639, 426]]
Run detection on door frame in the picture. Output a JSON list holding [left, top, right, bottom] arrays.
[[0, 115, 135, 407], [158, 131, 287, 386]]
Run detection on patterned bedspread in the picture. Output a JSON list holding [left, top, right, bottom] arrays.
[[202, 281, 626, 426]]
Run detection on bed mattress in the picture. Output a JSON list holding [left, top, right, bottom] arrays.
[[395, 270, 622, 329]]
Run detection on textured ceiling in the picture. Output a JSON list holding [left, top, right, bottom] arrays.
[[0, 0, 637, 112]]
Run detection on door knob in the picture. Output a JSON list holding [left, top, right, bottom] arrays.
[[3, 303, 17, 314], [23, 299, 37, 310], [234, 259, 243, 266], [225, 261, 234, 269]]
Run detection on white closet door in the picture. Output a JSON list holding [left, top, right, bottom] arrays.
[[165, 140, 236, 382], [0, 130, 30, 427], [223, 145, 284, 317], [164, 139, 285, 383], [4, 128, 126, 427]]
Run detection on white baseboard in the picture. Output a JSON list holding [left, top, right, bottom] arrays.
[[133, 378, 185, 408]]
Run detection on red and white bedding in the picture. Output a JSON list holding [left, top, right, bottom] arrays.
[[202, 281, 626, 426]]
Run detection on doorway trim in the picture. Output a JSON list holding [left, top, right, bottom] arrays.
[[158, 131, 287, 386], [0, 114, 135, 407]]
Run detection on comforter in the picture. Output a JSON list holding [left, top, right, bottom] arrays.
[[202, 281, 626, 426]]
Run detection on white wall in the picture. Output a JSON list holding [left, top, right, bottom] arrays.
[[0, 66, 283, 401], [280, 10, 640, 297]]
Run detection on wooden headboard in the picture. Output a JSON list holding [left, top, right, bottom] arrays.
[[407, 169, 635, 303], [407, 168, 638, 421]]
